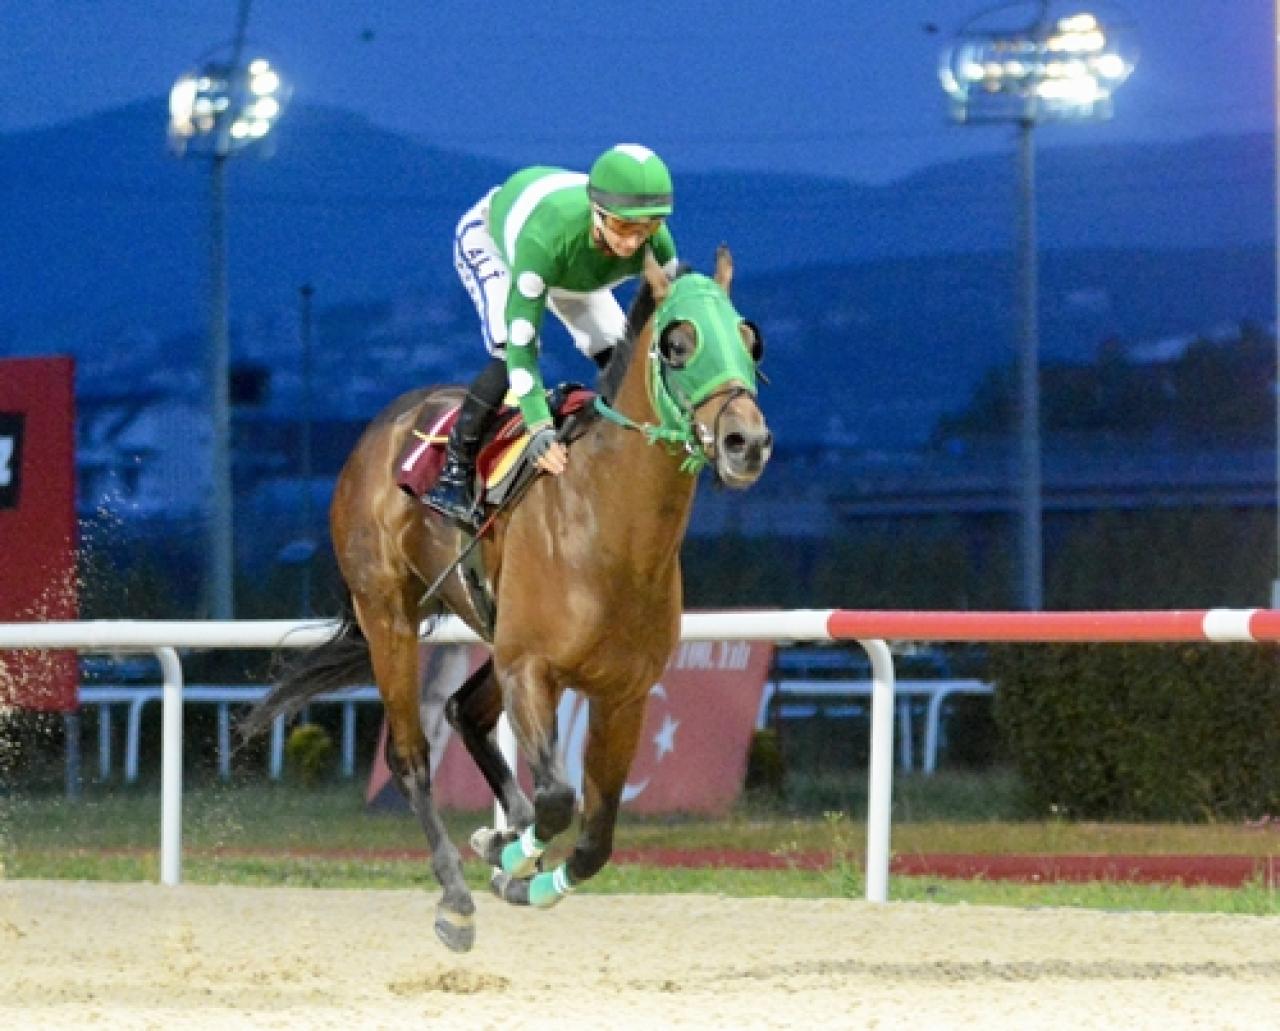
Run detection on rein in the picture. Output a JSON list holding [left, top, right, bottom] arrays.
[[593, 381, 754, 478], [592, 394, 709, 474]]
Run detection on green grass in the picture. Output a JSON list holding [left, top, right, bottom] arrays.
[[3, 774, 1278, 916], [8, 773, 1276, 856], [8, 847, 1275, 916]]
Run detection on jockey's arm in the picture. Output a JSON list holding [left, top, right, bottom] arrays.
[[502, 243, 556, 433], [651, 225, 678, 271]]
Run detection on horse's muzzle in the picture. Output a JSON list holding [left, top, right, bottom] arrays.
[[715, 421, 773, 488]]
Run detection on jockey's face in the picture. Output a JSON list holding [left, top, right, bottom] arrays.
[[593, 207, 663, 258]]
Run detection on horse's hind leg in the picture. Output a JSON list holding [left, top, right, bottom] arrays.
[[446, 657, 535, 831], [356, 592, 476, 952]]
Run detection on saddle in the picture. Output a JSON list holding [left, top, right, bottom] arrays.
[[395, 383, 597, 511]]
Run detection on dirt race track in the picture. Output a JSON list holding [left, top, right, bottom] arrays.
[[2, 881, 1278, 1030]]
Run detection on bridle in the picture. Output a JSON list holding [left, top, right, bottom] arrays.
[[678, 382, 759, 478], [594, 267, 762, 477], [593, 347, 759, 478]]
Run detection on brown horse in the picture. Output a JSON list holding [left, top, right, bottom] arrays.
[[243, 247, 771, 952]]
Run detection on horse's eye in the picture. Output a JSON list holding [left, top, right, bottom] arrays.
[[659, 323, 697, 368], [741, 320, 764, 364]]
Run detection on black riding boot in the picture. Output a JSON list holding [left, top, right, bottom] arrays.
[[424, 357, 509, 531]]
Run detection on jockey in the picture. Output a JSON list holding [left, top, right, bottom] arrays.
[[425, 143, 679, 529]]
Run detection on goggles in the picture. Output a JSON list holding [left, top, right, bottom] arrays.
[[594, 206, 664, 240]]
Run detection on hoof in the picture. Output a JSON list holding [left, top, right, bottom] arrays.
[[470, 826, 516, 866], [433, 909, 476, 953], [489, 870, 530, 906]]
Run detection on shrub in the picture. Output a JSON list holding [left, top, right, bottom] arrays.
[[992, 643, 1280, 820], [745, 728, 786, 796], [940, 693, 1005, 768], [284, 724, 336, 788]]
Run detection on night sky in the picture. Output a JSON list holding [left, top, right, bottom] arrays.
[[3, 1, 1272, 183]]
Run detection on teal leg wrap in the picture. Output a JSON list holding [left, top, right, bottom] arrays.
[[500, 825, 545, 878], [528, 863, 575, 909]]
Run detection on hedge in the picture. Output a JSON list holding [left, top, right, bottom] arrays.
[[991, 643, 1280, 820]]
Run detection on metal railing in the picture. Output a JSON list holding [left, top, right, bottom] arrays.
[[80, 684, 380, 782], [5, 607, 1276, 902]]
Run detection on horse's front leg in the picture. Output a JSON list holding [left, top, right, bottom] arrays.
[[559, 692, 648, 893], [501, 690, 648, 909], [357, 594, 476, 952], [476, 655, 577, 902]]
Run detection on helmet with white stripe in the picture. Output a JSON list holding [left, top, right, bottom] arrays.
[[587, 144, 674, 220]]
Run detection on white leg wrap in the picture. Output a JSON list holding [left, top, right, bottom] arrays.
[[552, 865, 575, 895], [519, 824, 545, 860]]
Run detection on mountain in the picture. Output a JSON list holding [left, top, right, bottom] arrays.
[[742, 244, 1274, 448], [0, 99, 1274, 447], [0, 100, 513, 344]]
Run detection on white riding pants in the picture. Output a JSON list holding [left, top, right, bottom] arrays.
[[453, 189, 626, 359]]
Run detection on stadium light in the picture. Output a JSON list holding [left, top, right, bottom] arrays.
[[938, 1, 1136, 610], [1274, 1, 1280, 607], [168, 54, 288, 158], [167, 42, 289, 620]]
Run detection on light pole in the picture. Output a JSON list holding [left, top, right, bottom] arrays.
[[168, 24, 287, 618], [1274, 1, 1280, 607], [299, 283, 315, 617], [939, 2, 1136, 609], [276, 284, 318, 616]]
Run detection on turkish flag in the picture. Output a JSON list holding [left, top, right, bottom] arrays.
[[374, 640, 774, 816], [572, 640, 775, 814]]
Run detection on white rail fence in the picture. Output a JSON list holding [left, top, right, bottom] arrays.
[[80, 685, 379, 783], [0, 613, 897, 898], [4, 607, 1276, 902]]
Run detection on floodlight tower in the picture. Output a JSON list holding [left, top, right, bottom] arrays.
[[167, 13, 288, 619], [939, 2, 1136, 609], [1274, 4, 1280, 608]]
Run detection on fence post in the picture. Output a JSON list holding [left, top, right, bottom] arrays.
[[63, 712, 81, 800], [342, 701, 356, 779], [98, 704, 112, 781], [496, 713, 517, 833], [859, 638, 895, 903], [156, 647, 184, 887]]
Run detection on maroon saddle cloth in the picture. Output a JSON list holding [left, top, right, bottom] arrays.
[[395, 386, 596, 501]]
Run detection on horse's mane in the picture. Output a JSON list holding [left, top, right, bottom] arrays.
[[599, 262, 691, 403]]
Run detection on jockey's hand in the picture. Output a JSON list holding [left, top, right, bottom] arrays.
[[528, 427, 568, 475]]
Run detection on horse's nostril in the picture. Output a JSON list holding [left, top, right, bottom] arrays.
[[724, 432, 747, 455]]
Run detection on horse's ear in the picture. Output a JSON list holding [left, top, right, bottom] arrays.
[[714, 244, 734, 294], [643, 247, 670, 303]]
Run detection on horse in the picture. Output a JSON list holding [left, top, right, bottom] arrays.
[[241, 246, 772, 952]]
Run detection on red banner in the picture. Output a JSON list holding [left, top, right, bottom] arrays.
[[0, 357, 78, 711], [368, 640, 774, 815]]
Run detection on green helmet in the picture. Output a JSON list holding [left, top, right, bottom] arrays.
[[587, 144, 674, 220]]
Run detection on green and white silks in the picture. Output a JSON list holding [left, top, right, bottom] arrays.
[[486, 167, 678, 431]]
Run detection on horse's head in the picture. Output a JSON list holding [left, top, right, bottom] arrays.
[[641, 247, 773, 488]]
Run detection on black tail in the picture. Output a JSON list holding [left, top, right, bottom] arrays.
[[238, 594, 375, 746]]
